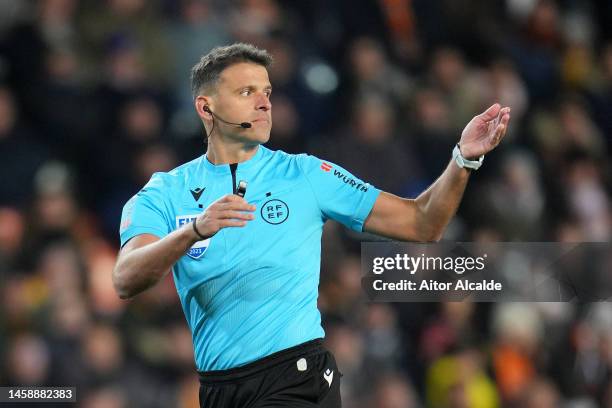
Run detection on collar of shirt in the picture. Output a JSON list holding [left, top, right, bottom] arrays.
[[201, 145, 267, 174]]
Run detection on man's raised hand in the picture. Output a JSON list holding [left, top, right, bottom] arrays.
[[458, 103, 511, 160]]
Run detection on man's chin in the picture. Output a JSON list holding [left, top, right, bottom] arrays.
[[253, 132, 271, 144], [240, 133, 270, 147]]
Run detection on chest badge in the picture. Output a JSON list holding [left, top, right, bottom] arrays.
[[176, 215, 210, 259], [261, 199, 289, 225]]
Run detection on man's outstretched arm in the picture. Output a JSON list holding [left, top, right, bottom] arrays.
[[364, 103, 511, 242]]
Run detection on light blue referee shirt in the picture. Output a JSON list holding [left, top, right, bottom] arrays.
[[119, 145, 380, 371]]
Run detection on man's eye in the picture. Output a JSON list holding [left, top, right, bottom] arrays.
[[240, 90, 250, 96]]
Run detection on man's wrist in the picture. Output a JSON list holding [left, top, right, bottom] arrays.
[[192, 218, 209, 241], [453, 143, 484, 170], [457, 143, 475, 160]]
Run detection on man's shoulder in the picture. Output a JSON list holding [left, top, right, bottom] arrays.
[[264, 146, 320, 168], [167, 155, 203, 178], [261, 148, 327, 182], [142, 156, 202, 192]]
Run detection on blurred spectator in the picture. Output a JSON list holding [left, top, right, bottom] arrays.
[[361, 304, 405, 374], [587, 42, 612, 153], [80, 0, 171, 82], [475, 58, 529, 139], [475, 150, 546, 240], [506, 0, 562, 103], [427, 47, 482, 131], [31, 161, 80, 234], [0, 1, 28, 33], [0, 207, 25, 269], [562, 154, 611, 241], [229, 0, 287, 44], [320, 255, 364, 320], [266, 94, 305, 153], [5, 333, 52, 386], [81, 385, 128, 408], [347, 36, 413, 106], [90, 95, 176, 238], [84, 239, 124, 317], [314, 93, 423, 196], [550, 305, 612, 405], [408, 87, 455, 181], [0, 0, 83, 125], [0, 86, 49, 206], [370, 372, 419, 408], [36, 238, 85, 298], [519, 377, 561, 408], [419, 301, 479, 364], [324, 323, 367, 406], [166, 0, 232, 137], [81, 323, 124, 382], [265, 38, 338, 137], [426, 344, 500, 408], [491, 303, 542, 404]]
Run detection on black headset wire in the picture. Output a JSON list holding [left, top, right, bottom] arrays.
[[205, 108, 216, 143]]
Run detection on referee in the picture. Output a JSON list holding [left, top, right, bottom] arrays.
[[112, 43, 510, 407]]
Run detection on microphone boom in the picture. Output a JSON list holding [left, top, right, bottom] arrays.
[[205, 106, 252, 129]]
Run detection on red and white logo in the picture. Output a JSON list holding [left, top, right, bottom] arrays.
[[321, 162, 332, 172]]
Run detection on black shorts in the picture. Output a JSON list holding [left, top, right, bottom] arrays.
[[198, 339, 342, 408]]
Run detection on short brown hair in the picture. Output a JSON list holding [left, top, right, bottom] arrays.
[[190, 43, 273, 99]]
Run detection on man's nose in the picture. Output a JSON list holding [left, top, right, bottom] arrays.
[[256, 94, 272, 111]]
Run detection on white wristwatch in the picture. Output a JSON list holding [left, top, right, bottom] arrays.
[[452, 143, 484, 170]]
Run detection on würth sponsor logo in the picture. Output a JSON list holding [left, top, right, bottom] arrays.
[[332, 169, 369, 192], [320, 162, 332, 172]]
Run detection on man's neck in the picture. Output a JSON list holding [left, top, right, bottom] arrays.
[[205, 139, 259, 165]]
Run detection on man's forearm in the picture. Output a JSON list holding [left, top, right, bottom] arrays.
[[414, 159, 470, 241], [113, 226, 198, 299]]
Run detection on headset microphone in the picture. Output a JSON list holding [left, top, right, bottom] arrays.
[[204, 106, 252, 129]]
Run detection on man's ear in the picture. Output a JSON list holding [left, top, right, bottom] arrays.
[[195, 95, 213, 120]]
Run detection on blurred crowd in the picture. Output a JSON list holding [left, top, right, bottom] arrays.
[[0, 0, 611, 407]]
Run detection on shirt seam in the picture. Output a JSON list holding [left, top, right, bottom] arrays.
[[353, 188, 381, 231], [295, 155, 325, 220]]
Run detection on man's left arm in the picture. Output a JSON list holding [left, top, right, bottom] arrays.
[[364, 103, 511, 242]]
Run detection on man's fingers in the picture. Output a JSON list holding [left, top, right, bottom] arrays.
[[501, 110, 511, 126], [218, 210, 255, 220], [218, 194, 254, 206], [491, 118, 508, 146], [217, 201, 256, 212], [495, 107, 511, 126], [478, 103, 501, 121], [219, 219, 248, 228], [211, 195, 254, 211], [486, 109, 510, 147], [217, 194, 234, 203], [219, 194, 244, 203]]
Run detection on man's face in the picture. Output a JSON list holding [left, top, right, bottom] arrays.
[[208, 62, 273, 145]]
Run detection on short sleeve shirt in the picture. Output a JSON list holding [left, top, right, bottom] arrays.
[[119, 146, 380, 371]]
